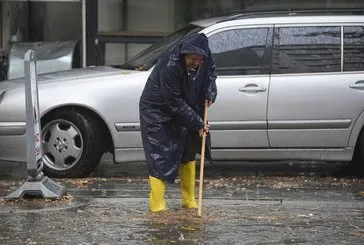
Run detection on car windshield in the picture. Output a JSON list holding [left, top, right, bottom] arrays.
[[119, 25, 203, 71]]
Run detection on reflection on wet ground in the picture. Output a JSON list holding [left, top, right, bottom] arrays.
[[1, 197, 363, 245], [0, 156, 363, 244]]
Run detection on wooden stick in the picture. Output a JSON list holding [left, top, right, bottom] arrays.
[[198, 103, 208, 217]]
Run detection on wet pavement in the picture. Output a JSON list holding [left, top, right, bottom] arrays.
[[0, 155, 363, 244]]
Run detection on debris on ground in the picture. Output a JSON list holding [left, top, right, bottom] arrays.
[[0, 193, 73, 205], [140, 207, 224, 225]]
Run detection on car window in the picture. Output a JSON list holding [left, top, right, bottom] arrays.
[[344, 26, 364, 72], [119, 25, 202, 71], [272, 26, 341, 74], [208, 28, 271, 75]]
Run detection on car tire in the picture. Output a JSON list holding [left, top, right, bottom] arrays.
[[351, 129, 364, 176], [41, 110, 104, 178]]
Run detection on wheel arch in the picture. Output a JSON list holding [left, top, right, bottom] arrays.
[[348, 108, 364, 148], [41, 104, 115, 154]]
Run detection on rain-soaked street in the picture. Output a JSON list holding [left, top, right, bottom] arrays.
[[0, 154, 363, 245]]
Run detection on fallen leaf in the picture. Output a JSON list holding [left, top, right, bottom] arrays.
[[81, 180, 88, 185], [350, 231, 364, 237], [181, 226, 196, 231]]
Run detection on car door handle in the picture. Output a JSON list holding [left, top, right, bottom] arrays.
[[349, 80, 364, 90], [239, 84, 267, 93]]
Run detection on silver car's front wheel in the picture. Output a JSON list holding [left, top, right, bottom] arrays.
[[41, 110, 104, 178], [42, 120, 83, 171]]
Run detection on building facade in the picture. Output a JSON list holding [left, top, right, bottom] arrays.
[[1, 0, 363, 68]]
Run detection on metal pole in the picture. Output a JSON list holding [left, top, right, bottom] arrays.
[[82, 0, 86, 67], [0, 3, 2, 48], [122, 0, 128, 63], [5, 50, 66, 200], [24, 50, 43, 180], [341, 25, 344, 72]]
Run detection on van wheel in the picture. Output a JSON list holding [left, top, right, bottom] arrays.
[[351, 129, 364, 176], [41, 110, 103, 178]]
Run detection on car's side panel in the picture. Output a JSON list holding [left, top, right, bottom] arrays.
[[208, 76, 270, 148], [268, 72, 364, 148], [0, 135, 26, 162], [39, 73, 150, 149]]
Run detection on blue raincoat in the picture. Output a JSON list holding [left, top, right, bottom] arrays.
[[139, 33, 217, 183]]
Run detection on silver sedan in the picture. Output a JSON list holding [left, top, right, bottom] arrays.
[[1, 13, 364, 177]]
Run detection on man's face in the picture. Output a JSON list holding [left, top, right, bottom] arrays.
[[185, 54, 204, 70]]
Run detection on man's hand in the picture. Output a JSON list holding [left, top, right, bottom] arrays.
[[205, 100, 213, 108], [199, 124, 209, 137]]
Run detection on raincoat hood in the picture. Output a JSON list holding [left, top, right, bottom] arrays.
[[180, 33, 209, 57]]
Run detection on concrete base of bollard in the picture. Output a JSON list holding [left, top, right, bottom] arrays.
[[5, 176, 66, 200]]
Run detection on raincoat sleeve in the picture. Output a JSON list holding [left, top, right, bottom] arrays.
[[160, 65, 204, 131], [205, 49, 217, 103]]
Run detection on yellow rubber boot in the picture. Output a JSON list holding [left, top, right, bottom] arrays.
[[149, 176, 167, 212], [179, 160, 198, 209]]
